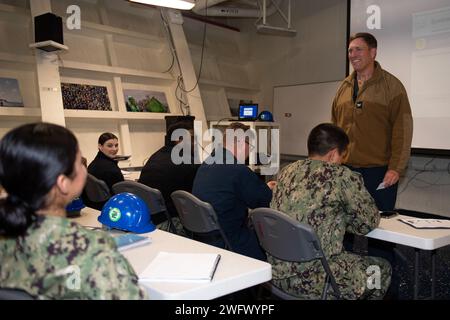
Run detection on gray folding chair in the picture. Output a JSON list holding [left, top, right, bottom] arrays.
[[84, 174, 111, 203], [112, 181, 177, 233], [0, 288, 34, 300], [251, 207, 341, 300], [171, 190, 233, 251]]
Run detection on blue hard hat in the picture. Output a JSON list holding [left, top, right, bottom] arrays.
[[66, 198, 85, 212], [258, 111, 274, 122], [66, 198, 85, 217], [98, 193, 156, 234]]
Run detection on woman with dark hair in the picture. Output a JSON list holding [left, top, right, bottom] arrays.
[[87, 132, 124, 192], [0, 123, 147, 299]]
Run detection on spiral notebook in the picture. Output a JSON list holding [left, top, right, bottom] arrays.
[[139, 252, 221, 282]]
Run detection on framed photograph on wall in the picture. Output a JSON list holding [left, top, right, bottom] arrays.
[[61, 83, 112, 111], [124, 89, 169, 113], [0, 77, 23, 107]]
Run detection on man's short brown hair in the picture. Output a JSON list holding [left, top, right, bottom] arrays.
[[226, 122, 250, 131], [349, 32, 378, 49], [223, 122, 253, 145]]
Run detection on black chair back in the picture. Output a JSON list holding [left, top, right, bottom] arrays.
[[251, 207, 341, 300], [84, 174, 110, 203], [0, 288, 34, 300], [112, 181, 176, 232], [171, 190, 233, 250]]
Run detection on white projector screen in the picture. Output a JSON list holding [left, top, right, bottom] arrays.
[[350, 0, 450, 152]]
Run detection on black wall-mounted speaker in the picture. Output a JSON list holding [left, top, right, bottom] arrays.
[[34, 12, 64, 45]]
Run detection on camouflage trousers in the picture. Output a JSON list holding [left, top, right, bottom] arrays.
[[156, 217, 187, 237], [273, 252, 392, 300]]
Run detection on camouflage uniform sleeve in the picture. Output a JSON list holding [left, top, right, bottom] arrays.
[[81, 236, 148, 300], [340, 169, 380, 235]]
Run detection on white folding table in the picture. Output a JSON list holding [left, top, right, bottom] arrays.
[[366, 215, 450, 299], [72, 207, 272, 300], [120, 169, 141, 181]]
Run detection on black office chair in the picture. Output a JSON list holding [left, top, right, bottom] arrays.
[[84, 174, 111, 204], [251, 207, 341, 300], [112, 181, 177, 233], [0, 288, 34, 300], [171, 190, 233, 251]]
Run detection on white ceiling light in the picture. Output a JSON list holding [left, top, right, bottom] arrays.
[[129, 0, 195, 10]]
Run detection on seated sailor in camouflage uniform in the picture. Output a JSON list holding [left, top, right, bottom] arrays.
[[269, 123, 391, 299], [0, 123, 147, 299]]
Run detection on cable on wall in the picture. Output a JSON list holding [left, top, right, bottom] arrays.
[[159, 1, 209, 115], [159, 9, 176, 74], [177, 0, 208, 95], [160, 8, 187, 115]]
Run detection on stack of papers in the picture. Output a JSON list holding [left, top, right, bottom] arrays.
[[139, 252, 221, 282], [114, 234, 152, 252], [399, 218, 450, 229]]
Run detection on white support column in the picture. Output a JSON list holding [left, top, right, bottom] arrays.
[[34, 52, 66, 125], [118, 120, 132, 168], [164, 9, 208, 130], [114, 78, 132, 167], [113, 76, 125, 112], [29, 0, 51, 18], [30, 0, 66, 126], [105, 34, 118, 67], [217, 88, 232, 117], [105, 18, 132, 164], [97, 0, 110, 26]]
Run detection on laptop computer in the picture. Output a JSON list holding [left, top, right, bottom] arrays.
[[238, 104, 258, 121]]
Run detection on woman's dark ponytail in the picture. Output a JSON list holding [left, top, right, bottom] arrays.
[[0, 195, 36, 237], [0, 122, 78, 237]]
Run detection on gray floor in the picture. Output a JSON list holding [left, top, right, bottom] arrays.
[[352, 210, 450, 300], [394, 244, 450, 299], [392, 210, 450, 299], [230, 240, 450, 300]]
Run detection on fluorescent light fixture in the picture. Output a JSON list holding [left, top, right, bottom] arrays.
[[129, 0, 195, 10]]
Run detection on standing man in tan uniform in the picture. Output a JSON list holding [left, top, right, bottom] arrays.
[[332, 32, 413, 211]]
